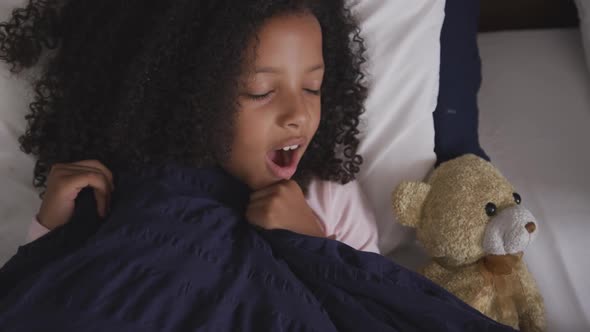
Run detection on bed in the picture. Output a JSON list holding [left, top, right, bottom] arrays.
[[391, 11, 590, 332], [477, 2, 590, 330], [0, 0, 588, 331], [477, 28, 590, 331], [389, 28, 590, 332]]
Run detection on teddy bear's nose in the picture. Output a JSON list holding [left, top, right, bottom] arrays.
[[525, 222, 536, 234]]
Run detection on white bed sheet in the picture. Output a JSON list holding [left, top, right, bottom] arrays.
[[477, 28, 590, 331]]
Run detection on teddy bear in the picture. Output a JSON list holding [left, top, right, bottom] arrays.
[[392, 154, 546, 332]]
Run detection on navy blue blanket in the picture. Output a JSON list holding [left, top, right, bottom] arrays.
[[0, 165, 514, 331]]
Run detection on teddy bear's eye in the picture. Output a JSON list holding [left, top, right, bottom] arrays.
[[513, 193, 522, 205], [485, 203, 497, 217]]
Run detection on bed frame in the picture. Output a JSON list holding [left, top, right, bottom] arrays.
[[479, 0, 579, 32]]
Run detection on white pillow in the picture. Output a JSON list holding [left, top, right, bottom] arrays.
[[575, 0, 590, 70], [0, 0, 44, 265], [0, 0, 444, 264], [0, 68, 39, 264], [350, 0, 443, 255]]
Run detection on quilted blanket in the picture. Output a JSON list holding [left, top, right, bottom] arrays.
[[0, 165, 514, 331]]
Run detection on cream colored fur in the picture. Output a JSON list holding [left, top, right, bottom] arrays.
[[392, 154, 545, 331]]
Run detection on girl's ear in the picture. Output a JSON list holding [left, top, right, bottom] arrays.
[[391, 181, 431, 228]]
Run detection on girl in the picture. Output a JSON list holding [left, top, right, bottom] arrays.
[[0, 2, 521, 331], [0, 0, 380, 253]]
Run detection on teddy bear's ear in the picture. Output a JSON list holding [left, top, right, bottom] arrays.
[[392, 181, 431, 228]]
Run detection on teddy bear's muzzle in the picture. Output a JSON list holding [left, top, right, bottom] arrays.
[[482, 205, 539, 256]]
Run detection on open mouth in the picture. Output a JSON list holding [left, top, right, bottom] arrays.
[[269, 145, 298, 167], [265, 139, 305, 180]]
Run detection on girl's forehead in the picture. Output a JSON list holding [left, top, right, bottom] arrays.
[[257, 12, 321, 40], [244, 13, 323, 68]]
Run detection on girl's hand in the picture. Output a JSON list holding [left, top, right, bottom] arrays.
[[246, 180, 326, 238], [37, 160, 114, 230]]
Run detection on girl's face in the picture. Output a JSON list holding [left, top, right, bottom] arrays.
[[222, 12, 324, 190]]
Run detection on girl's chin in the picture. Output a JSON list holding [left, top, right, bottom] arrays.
[[248, 173, 289, 191]]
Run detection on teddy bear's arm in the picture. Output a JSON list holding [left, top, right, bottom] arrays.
[[516, 262, 546, 332], [421, 261, 451, 284], [423, 261, 495, 316]]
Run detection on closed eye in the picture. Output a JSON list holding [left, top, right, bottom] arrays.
[[247, 91, 273, 101], [305, 89, 321, 96]]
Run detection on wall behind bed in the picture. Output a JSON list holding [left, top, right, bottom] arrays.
[[480, 0, 579, 32]]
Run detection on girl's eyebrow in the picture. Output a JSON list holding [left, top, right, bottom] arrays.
[[254, 64, 325, 74]]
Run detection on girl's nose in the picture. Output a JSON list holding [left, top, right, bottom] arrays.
[[279, 94, 309, 129]]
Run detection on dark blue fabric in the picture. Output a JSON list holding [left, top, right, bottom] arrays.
[[0, 165, 514, 331], [433, 0, 490, 166]]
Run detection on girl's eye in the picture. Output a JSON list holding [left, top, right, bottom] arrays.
[[247, 91, 273, 101], [305, 89, 321, 96]]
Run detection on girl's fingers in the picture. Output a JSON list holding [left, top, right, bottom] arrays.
[[245, 208, 265, 227], [56, 160, 114, 188], [93, 187, 109, 218], [246, 199, 277, 228], [247, 196, 274, 211], [249, 183, 280, 202], [246, 200, 262, 216], [69, 160, 114, 187], [64, 172, 111, 218], [56, 164, 114, 192]]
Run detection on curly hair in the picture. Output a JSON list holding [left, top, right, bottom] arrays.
[[0, 0, 368, 191]]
